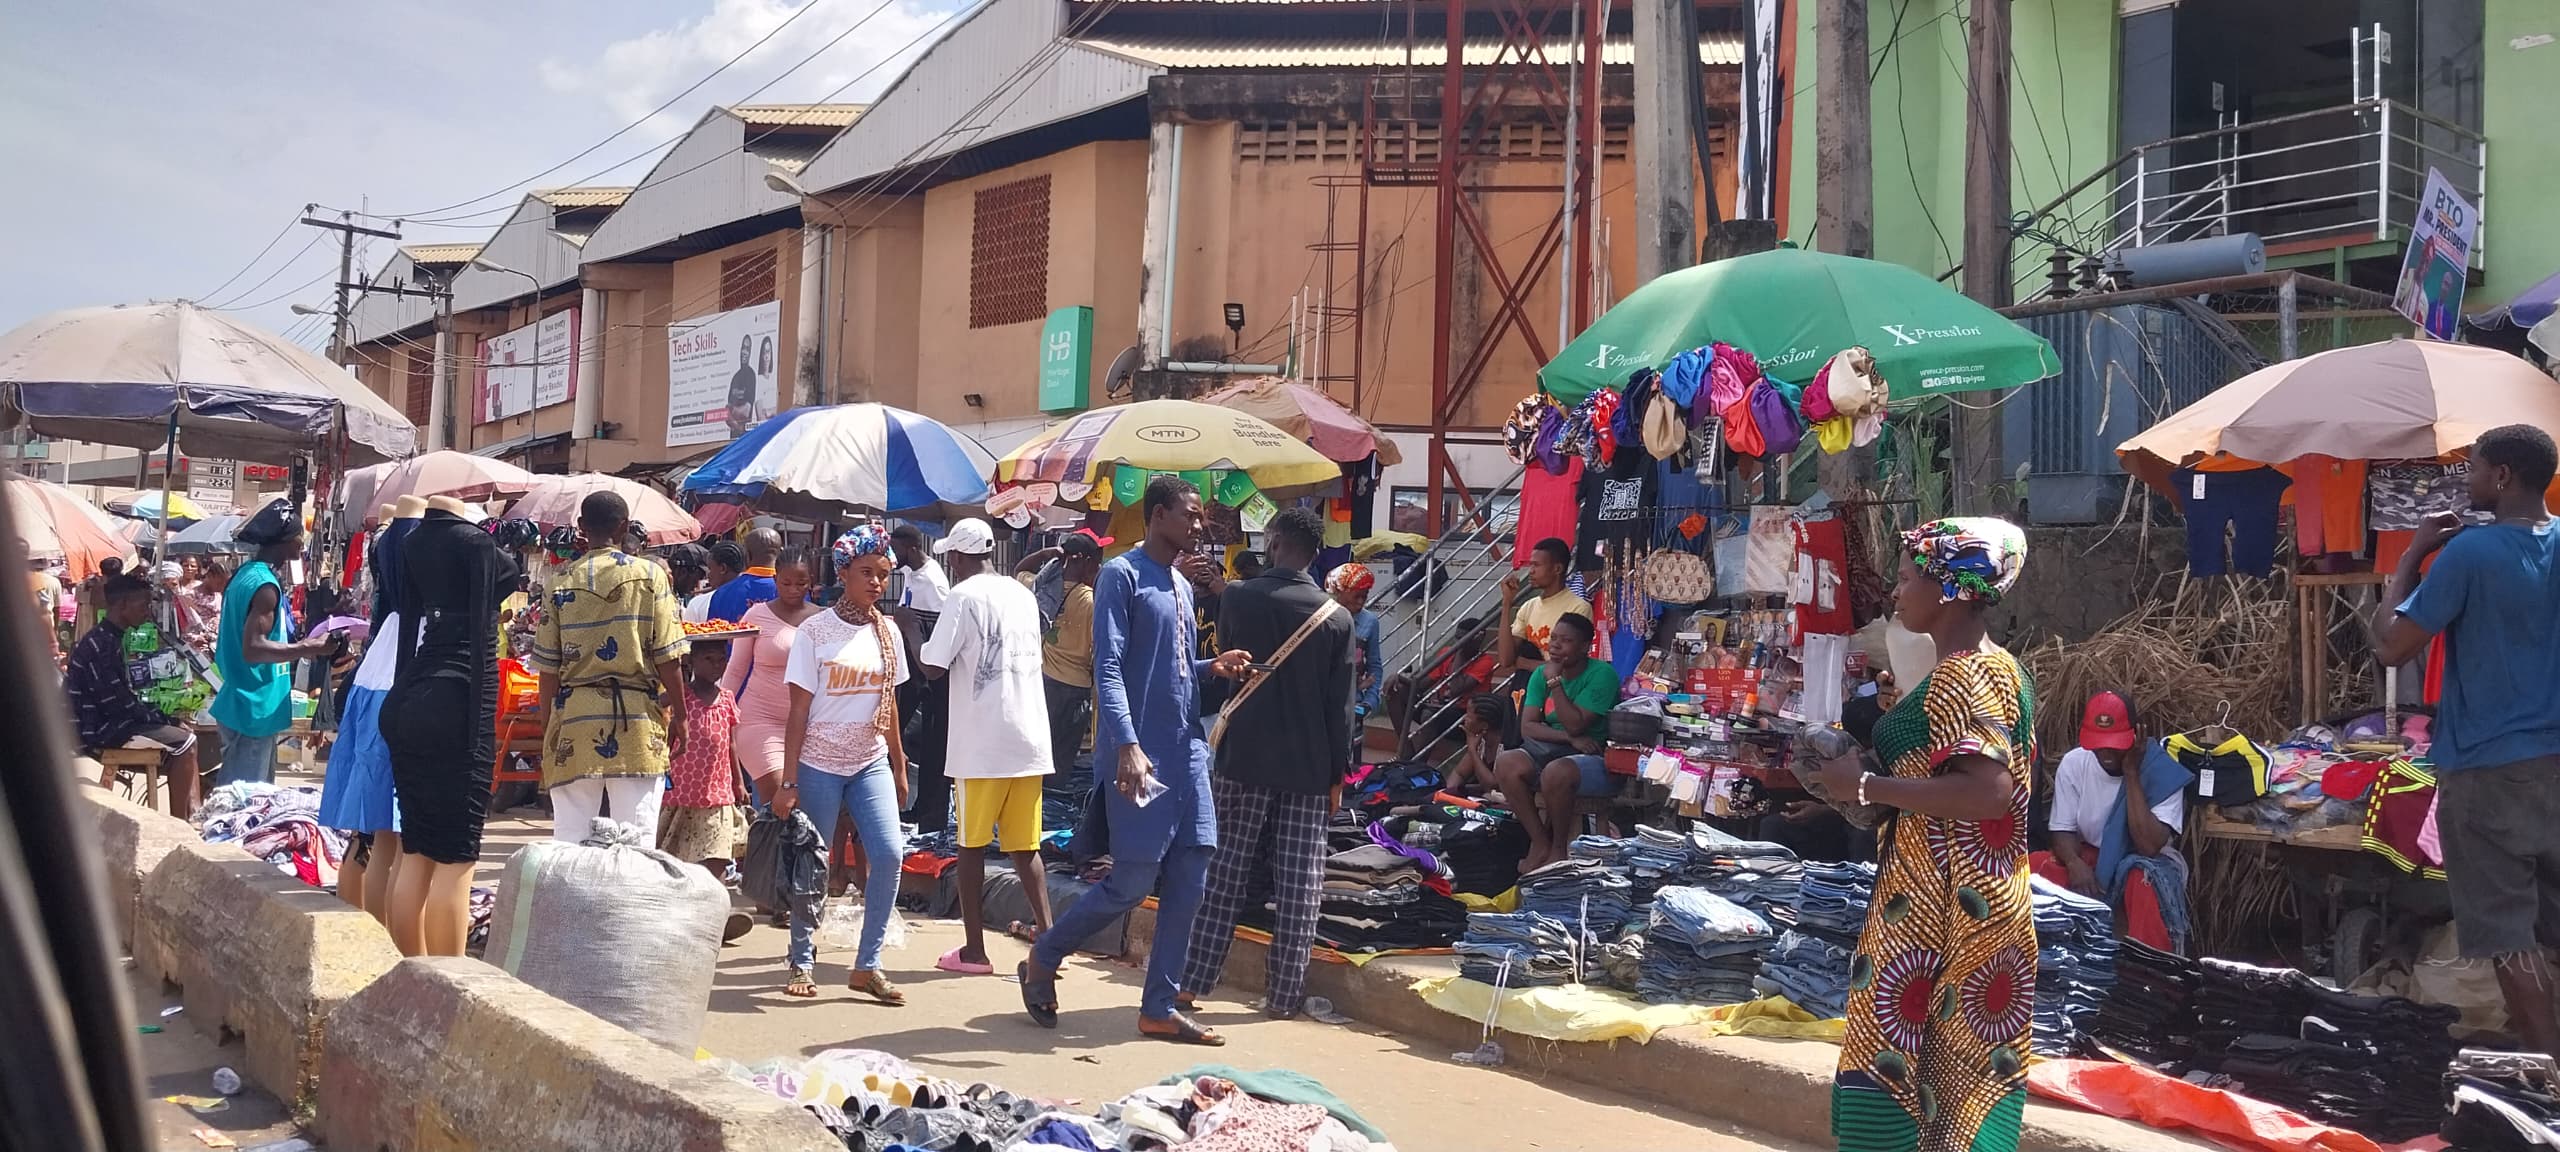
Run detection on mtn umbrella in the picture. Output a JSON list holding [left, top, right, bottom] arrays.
[[1538, 247, 2061, 404]]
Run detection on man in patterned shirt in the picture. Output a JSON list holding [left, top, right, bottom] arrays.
[[65, 573, 201, 817]]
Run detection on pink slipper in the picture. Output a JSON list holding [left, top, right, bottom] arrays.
[[935, 948, 995, 975]]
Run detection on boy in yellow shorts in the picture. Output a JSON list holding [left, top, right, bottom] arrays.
[[918, 518, 1057, 973]]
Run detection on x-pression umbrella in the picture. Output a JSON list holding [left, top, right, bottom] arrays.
[[2116, 339, 2560, 493], [1538, 247, 2062, 404], [682, 403, 997, 522]]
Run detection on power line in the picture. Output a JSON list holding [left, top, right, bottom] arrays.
[[364, 0, 847, 221], [202, 232, 327, 310], [213, 265, 338, 313], [193, 207, 312, 303]]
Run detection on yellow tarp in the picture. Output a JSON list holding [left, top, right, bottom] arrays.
[[1454, 888, 1518, 913], [1415, 978, 1846, 1045]]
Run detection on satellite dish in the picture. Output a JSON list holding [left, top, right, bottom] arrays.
[[1103, 344, 1142, 398]]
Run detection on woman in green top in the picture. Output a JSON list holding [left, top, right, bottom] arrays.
[[1492, 611, 1622, 870]]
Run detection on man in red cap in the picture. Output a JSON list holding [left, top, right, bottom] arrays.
[[2033, 690, 2193, 952]]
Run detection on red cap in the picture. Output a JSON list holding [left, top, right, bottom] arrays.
[[2078, 692, 2139, 751], [1059, 527, 1115, 556]]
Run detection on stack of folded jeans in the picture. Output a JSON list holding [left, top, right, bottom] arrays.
[[2190, 958, 2460, 1141], [1454, 911, 1587, 987], [1793, 861, 1878, 947], [1517, 857, 1636, 936], [2444, 1049, 2560, 1152], [1685, 839, 1805, 924], [1636, 885, 1774, 1005], [2029, 875, 2118, 1055], [1755, 929, 1856, 1018], [1621, 827, 1694, 901], [2092, 936, 2200, 1069]]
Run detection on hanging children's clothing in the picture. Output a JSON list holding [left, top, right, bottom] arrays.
[[2175, 466, 2291, 577]]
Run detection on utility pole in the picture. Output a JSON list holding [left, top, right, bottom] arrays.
[[1815, 0, 1874, 497], [1955, 0, 2013, 514], [300, 211, 401, 365], [1633, 0, 1702, 284], [344, 277, 453, 449]]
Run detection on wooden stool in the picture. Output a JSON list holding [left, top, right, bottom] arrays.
[[97, 747, 164, 811]]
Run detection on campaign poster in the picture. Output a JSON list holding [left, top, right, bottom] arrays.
[[666, 301, 782, 447], [2391, 168, 2478, 341]]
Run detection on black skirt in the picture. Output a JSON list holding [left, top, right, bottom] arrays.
[[383, 671, 494, 864]]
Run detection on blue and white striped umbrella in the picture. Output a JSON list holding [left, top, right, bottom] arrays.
[[681, 403, 997, 522]]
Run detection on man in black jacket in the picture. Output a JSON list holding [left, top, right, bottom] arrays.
[[1178, 506, 1355, 1019]]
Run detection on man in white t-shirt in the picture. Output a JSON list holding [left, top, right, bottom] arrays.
[[918, 518, 1055, 974], [891, 524, 950, 614], [2039, 690, 2191, 952]]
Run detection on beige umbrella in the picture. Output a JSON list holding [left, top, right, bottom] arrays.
[[2117, 339, 2560, 494], [506, 474, 701, 547], [1197, 377, 1402, 465], [372, 450, 540, 504]]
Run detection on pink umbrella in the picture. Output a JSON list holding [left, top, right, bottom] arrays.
[[372, 450, 539, 504], [507, 474, 701, 547], [1198, 377, 1403, 465]]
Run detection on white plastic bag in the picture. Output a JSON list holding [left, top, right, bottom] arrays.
[[813, 895, 908, 954]]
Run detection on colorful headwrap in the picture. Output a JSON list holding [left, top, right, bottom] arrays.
[[1901, 517, 2027, 605], [832, 524, 894, 569], [1325, 563, 1376, 598]]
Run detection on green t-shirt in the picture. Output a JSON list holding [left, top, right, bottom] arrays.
[[1522, 659, 1620, 738]]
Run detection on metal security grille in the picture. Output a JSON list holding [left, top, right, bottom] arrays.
[[720, 247, 779, 312], [404, 347, 434, 426], [969, 175, 1051, 329], [1236, 120, 1639, 164]]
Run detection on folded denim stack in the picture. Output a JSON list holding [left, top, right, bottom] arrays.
[[2029, 875, 2118, 1055], [1454, 911, 1588, 987], [1636, 885, 1775, 1005], [2091, 936, 2201, 1068], [1793, 861, 1878, 946], [1685, 840, 1805, 925], [1517, 857, 1637, 936], [2191, 958, 2459, 1140], [1755, 929, 1856, 1018], [2443, 1048, 2560, 1152]]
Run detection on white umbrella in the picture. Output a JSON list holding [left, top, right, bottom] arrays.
[[2531, 310, 2558, 361], [0, 300, 416, 465], [371, 450, 539, 504], [507, 474, 702, 547]]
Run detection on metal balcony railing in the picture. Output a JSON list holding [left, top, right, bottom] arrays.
[[1987, 98, 2486, 302]]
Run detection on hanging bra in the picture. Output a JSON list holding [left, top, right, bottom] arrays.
[[2164, 731, 2272, 807]]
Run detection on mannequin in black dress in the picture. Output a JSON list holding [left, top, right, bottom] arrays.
[[382, 495, 521, 957]]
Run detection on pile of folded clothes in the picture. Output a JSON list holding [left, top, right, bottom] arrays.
[[2444, 1048, 2560, 1151], [1636, 885, 1774, 1005], [1223, 823, 1471, 955], [2190, 958, 2459, 1141], [1619, 826, 1696, 900], [1756, 929, 1855, 1018], [1684, 837, 1805, 925], [196, 781, 348, 888], [2091, 936, 2200, 1068], [2029, 876, 2118, 1055], [1454, 911, 1587, 988], [1406, 803, 1530, 896], [1793, 860, 1877, 946], [1517, 856, 1636, 936]]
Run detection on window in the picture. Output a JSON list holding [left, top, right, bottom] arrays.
[[403, 347, 434, 426], [969, 175, 1051, 328], [720, 247, 778, 312]]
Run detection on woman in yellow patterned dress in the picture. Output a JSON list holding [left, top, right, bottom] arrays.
[[1812, 518, 2035, 1152]]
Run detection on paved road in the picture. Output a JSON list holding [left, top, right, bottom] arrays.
[[461, 805, 1800, 1152]]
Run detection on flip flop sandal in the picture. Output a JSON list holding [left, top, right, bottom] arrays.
[[783, 968, 819, 998], [849, 969, 907, 1006], [935, 947, 996, 975], [722, 912, 754, 944], [1018, 962, 1060, 1028], [1139, 1012, 1226, 1046]]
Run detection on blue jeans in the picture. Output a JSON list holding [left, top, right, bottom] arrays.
[[788, 757, 906, 972], [215, 727, 281, 788], [1033, 838, 1214, 1019]]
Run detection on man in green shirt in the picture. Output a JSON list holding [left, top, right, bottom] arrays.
[[1491, 612, 1621, 870]]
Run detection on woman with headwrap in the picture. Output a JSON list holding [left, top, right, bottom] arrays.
[[771, 524, 911, 1004], [1810, 518, 2036, 1152], [1326, 562, 1382, 765]]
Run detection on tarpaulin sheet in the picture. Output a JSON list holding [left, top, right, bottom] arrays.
[[2026, 1059, 2445, 1152], [1416, 979, 1844, 1045]]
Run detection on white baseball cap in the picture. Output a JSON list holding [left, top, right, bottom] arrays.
[[933, 517, 996, 555]]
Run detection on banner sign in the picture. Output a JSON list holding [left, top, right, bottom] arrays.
[[474, 307, 579, 423], [666, 301, 782, 447]]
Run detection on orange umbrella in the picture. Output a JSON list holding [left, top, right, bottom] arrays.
[[7, 475, 132, 578], [506, 474, 701, 548], [2118, 340, 2560, 494]]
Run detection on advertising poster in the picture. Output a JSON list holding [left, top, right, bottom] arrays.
[[2392, 168, 2477, 341], [666, 300, 782, 447], [474, 306, 579, 423]]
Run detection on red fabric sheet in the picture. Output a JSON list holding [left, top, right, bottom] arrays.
[[2026, 1059, 2446, 1152]]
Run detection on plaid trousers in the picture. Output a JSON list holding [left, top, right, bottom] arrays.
[[1183, 775, 1330, 1015]]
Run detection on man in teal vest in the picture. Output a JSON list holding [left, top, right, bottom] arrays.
[[211, 499, 336, 786]]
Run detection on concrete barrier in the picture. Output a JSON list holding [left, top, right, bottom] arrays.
[[136, 839, 402, 1111], [1129, 906, 2218, 1152], [78, 781, 200, 951], [319, 958, 841, 1152]]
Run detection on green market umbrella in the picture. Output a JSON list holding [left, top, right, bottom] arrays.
[[1538, 247, 2062, 404]]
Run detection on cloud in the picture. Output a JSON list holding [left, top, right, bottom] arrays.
[[542, 0, 963, 136]]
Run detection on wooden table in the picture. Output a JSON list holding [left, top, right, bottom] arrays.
[[2194, 810, 2365, 851]]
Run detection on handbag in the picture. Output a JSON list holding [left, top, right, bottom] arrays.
[[1209, 597, 1343, 748], [1642, 549, 1712, 605]]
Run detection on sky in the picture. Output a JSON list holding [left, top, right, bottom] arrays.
[[0, 0, 964, 350]]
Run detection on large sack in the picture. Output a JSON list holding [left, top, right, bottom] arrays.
[[485, 818, 728, 1051]]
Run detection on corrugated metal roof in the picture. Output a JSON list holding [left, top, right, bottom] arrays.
[[553, 228, 596, 247], [1080, 33, 1744, 68], [727, 103, 868, 129], [400, 242, 482, 265], [578, 107, 815, 265], [529, 186, 633, 208]]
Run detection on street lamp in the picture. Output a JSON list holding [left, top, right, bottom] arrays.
[[290, 303, 327, 316], [764, 170, 811, 197]]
